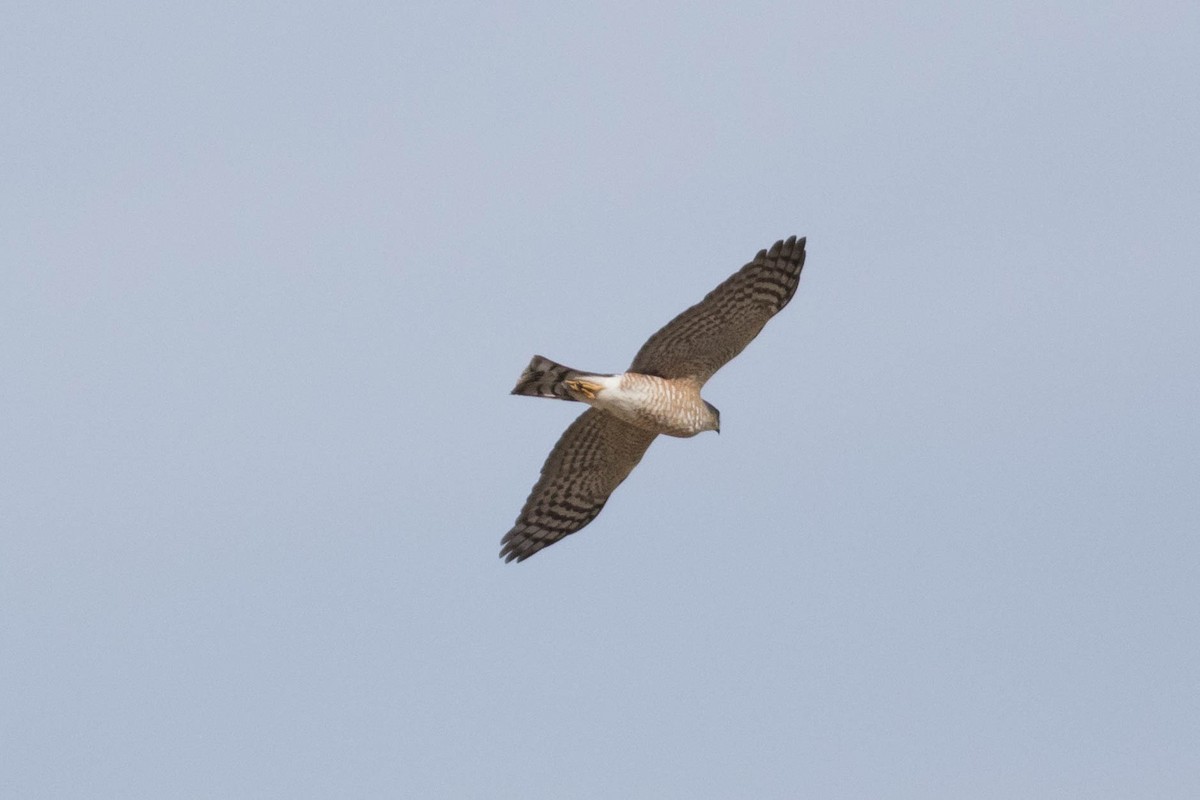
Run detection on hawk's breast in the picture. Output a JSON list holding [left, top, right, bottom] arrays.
[[591, 372, 709, 438]]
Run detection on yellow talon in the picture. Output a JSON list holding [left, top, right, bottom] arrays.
[[564, 379, 603, 400]]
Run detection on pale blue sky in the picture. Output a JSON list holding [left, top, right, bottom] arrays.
[[3, 2, 1199, 797]]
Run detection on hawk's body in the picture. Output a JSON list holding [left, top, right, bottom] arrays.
[[502, 235, 807, 562], [514, 365, 713, 438]]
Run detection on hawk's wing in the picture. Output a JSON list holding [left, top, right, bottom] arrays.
[[629, 236, 806, 383], [501, 408, 657, 562]]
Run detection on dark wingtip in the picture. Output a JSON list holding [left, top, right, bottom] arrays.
[[499, 528, 533, 563], [784, 235, 807, 270], [500, 546, 530, 563], [768, 235, 806, 261]]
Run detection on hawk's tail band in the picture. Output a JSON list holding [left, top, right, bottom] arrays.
[[511, 355, 604, 401]]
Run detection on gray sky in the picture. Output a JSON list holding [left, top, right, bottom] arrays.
[[3, 2, 1198, 797]]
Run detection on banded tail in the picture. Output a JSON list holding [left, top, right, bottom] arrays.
[[511, 355, 607, 401]]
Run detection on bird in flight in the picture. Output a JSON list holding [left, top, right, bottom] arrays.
[[501, 235, 808, 562]]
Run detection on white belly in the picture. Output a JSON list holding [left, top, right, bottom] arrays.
[[588, 373, 708, 437]]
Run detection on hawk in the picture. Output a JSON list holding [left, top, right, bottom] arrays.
[[501, 235, 807, 562]]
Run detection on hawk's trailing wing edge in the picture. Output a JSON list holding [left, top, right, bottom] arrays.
[[628, 235, 807, 383], [500, 408, 658, 562]]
